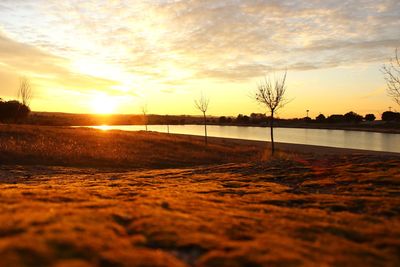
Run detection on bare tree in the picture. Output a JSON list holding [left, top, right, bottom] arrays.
[[195, 93, 210, 145], [141, 104, 148, 131], [254, 71, 288, 155], [18, 77, 33, 107], [382, 48, 400, 106]]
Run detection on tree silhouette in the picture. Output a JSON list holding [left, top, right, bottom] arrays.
[[382, 111, 400, 121], [0, 99, 30, 122], [382, 49, 400, 106], [316, 113, 326, 122], [194, 93, 210, 145], [344, 111, 363, 123], [254, 71, 288, 155], [18, 77, 33, 108], [364, 114, 376, 122]]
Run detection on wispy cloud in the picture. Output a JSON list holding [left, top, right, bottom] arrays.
[[0, 0, 399, 86], [0, 0, 400, 85], [0, 32, 120, 95]]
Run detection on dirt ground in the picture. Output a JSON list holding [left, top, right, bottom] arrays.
[[1, 153, 400, 267]]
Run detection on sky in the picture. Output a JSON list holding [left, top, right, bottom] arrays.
[[0, 0, 399, 118]]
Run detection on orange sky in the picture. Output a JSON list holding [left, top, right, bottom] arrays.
[[0, 1, 399, 118]]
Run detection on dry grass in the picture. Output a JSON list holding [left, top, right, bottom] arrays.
[[0, 125, 399, 266], [0, 125, 262, 169]]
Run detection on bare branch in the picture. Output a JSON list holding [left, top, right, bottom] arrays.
[[194, 92, 210, 145], [254, 71, 287, 113], [382, 48, 400, 106], [253, 71, 289, 155], [194, 93, 210, 114], [18, 76, 33, 107], [141, 104, 148, 116]]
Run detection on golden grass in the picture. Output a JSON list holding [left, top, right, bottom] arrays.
[[0, 125, 263, 168]]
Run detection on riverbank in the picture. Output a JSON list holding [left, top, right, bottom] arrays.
[[1, 125, 399, 266], [198, 135, 400, 157]]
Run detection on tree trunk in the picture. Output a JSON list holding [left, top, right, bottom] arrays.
[[270, 111, 275, 155], [203, 112, 208, 145]]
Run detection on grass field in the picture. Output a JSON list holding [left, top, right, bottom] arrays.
[[0, 124, 399, 266], [0, 125, 262, 168]]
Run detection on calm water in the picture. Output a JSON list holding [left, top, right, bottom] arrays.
[[84, 125, 400, 153]]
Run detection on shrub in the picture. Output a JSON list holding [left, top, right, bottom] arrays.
[[364, 114, 376, 122], [344, 111, 363, 123], [0, 99, 30, 122], [327, 114, 344, 123], [315, 114, 326, 122], [382, 111, 400, 121]]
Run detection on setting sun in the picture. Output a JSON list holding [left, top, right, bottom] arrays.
[[90, 94, 117, 114], [1, 1, 400, 266]]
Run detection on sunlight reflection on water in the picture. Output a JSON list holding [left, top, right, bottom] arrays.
[[93, 125, 112, 131]]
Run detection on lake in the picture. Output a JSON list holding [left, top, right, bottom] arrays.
[[83, 124, 400, 153]]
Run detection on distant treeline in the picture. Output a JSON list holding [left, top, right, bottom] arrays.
[[218, 111, 400, 126], [2, 108, 400, 130]]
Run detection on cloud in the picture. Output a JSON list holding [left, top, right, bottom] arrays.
[[303, 39, 400, 52], [0, 32, 120, 99], [0, 0, 399, 85]]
